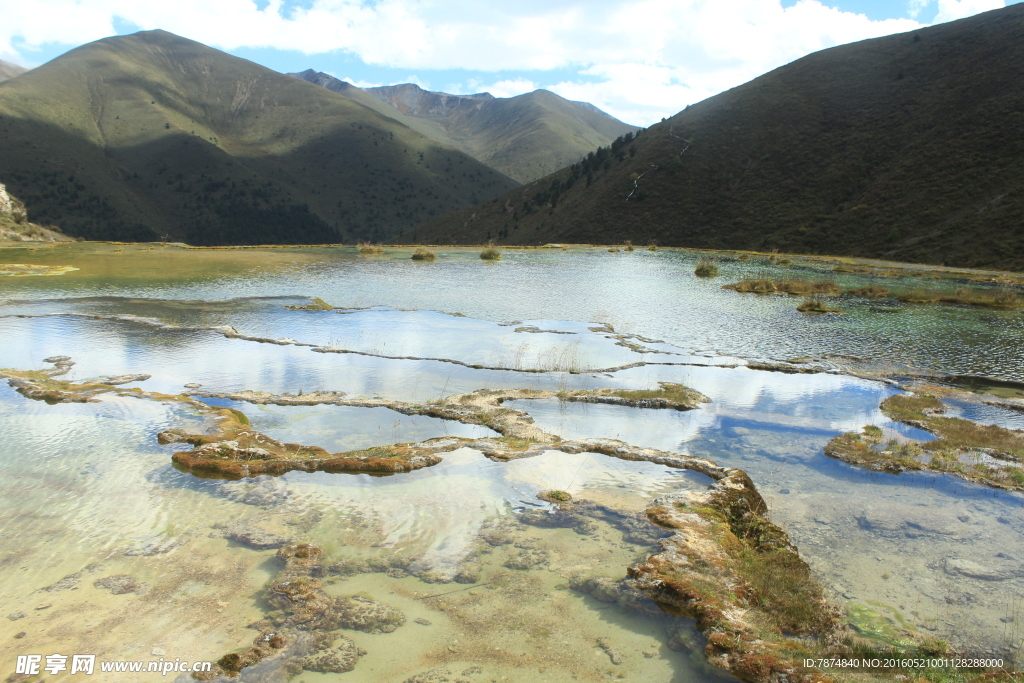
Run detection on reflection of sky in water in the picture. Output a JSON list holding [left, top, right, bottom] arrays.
[[0, 385, 224, 557], [2, 248, 1022, 380], [940, 398, 1024, 430], [3, 288, 1024, 656], [280, 448, 708, 573], [198, 399, 497, 452], [516, 387, 1024, 652]]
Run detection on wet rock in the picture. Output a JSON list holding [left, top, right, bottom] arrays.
[[415, 618, 431, 626], [13, 632, 25, 639], [94, 575, 146, 595], [596, 637, 624, 664], [42, 356, 71, 363], [297, 635, 365, 673], [101, 374, 151, 385], [215, 631, 284, 676], [7, 612, 25, 621]]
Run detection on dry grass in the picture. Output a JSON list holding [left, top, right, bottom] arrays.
[[411, 247, 436, 261], [844, 285, 890, 298], [724, 279, 841, 295], [897, 287, 1022, 308], [480, 247, 502, 260], [694, 259, 719, 277], [357, 241, 385, 254], [796, 298, 840, 313]]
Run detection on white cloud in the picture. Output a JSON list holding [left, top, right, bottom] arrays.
[[0, 0, 1007, 125], [341, 76, 385, 89], [934, 0, 1004, 21], [908, 0, 932, 17], [480, 78, 538, 98]]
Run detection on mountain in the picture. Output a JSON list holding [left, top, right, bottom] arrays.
[[0, 59, 26, 82], [290, 71, 638, 183], [0, 31, 517, 244], [403, 5, 1024, 271]]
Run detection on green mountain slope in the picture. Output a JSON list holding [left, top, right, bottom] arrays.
[[0, 31, 517, 244], [291, 72, 638, 183], [405, 6, 1024, 271], [0, 59, 26, 82]]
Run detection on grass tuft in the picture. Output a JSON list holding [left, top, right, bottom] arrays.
[[725, 279, 840, 296], [357, 241, 385, 254], [410, 247, 436, 261], [796, 297, 840, 313], [694, 259, 719, 277]]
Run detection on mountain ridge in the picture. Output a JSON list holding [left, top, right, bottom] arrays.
[[289, 71, 639, 183], [402, 5, 1024, 271], [0, 59, 26, 82], [0, 30, 517, 244]]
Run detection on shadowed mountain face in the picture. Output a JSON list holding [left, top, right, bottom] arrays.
[[0, 60, 26, 83], [405, 5, 1024, 271], [290, 71, 638, 183], [0, 32, 517, 244]]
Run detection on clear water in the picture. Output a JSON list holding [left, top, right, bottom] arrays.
[[1, 244, 1023, 679], [1, 243, 1022, 380]]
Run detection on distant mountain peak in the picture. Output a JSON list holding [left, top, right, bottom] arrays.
[[0, 58, 27, 83], [291, 70, 638, 183]]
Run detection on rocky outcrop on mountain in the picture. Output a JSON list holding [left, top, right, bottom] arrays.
[[367, 83, 493, 118], [0, 183, 70, 242]]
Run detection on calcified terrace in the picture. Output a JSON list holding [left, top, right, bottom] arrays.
[[3, 348, 1004, 683]]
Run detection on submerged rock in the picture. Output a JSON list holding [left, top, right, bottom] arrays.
[[203, 544, 403, 680], [218, 478, 292, 507], [42, 572, 81, 592], [596, 637, 625, 665], [504, 548, 549, 570], [944, 558, 1014, 581], [403, 669, 453, 683], [94, 575, 146, 595], [296, 634, 365, 673], [217, 518, 294, 549], [332, 595, 406, 634], [123, 535, 190, 556], [568, 575, 663, 618]]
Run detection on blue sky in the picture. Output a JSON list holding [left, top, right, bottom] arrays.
[[2, 0, 1018, 125]]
